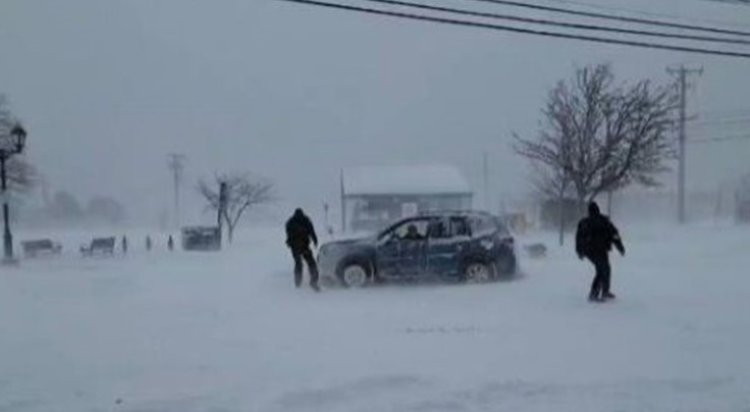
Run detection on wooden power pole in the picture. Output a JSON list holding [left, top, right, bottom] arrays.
[[667, 65, 702, 224]]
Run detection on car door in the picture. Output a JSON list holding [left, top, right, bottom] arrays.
[[427, 216, 469, 277], [375, 218, 429, 278], [375, 228, 401, 277], [399, 218, 430, 277]]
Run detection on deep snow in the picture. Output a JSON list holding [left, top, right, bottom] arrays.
[[1, 222, 750, 412]]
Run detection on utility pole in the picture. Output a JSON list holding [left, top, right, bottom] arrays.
[[483, 151, 490, 212], [167, 153, 186, 229], [340, 169, 347, 233], [667, 65, 703, 224]]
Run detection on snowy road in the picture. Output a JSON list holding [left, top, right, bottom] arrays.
[[1, 223, 750, 411]]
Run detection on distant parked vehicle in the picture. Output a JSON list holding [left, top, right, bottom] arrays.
[[21, 239, 62, 258], [80, 237, 116, 256], [181, 226, 221, 251], [317, 211, 517, 287]]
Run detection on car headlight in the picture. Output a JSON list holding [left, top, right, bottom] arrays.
[[318, 243, 338, 260]]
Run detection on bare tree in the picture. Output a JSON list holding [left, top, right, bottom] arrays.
[[197, 173, 274, 243], [514, 64, 676, 216]]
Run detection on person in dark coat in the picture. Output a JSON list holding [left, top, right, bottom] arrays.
[[575, 201, 625, 302], [167, 235, 174, 252], [285, 208, 320, 291], [402, 223, 424, 241]]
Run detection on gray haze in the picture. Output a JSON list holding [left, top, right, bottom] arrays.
[[2, 0, 750, 226]]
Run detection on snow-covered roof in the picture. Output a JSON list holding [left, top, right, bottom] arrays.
[[343, 165, 472, 197]]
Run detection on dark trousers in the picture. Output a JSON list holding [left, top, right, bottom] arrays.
[[587, 253, 611, 298], [291, 247, 319, 287]]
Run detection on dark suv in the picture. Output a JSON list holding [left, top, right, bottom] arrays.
[[317, 211, 517, 287]]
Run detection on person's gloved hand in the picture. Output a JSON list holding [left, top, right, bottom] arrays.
[[616, 243, 625, 256]]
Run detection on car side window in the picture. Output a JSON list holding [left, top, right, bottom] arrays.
[[391, 219, 430, 241], [451, 217, 471, 237], [428, 218, 450, 239]]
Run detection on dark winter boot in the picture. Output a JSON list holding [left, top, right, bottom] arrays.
[[602, 292, 616, 300], [310, 282, 321, 292], [588, 293, 603, 302]]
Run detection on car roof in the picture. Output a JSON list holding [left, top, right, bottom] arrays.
[[378, 211, 503, 238], [415, 210, 495, 219]]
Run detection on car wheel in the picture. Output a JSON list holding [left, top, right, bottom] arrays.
[[339, 263, 370, 288], [463, 261, 495, 283]]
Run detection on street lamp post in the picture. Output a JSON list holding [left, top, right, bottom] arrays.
[[1, 123, 27, 265]]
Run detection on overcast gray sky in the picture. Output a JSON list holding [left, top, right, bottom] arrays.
[[2, 0, 750, 225]]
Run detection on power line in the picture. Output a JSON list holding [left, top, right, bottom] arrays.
[[361, 0, 750, 45], [690, 117, 750, 126], [278, 0, 750, 58], [697, 109, 750, 119], [541, 0, 750, 29], [689, 134, 750, 142], [698, 0, 750, 6], [465, 0, 750, 37]]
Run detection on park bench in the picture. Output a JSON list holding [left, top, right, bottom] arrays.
[[21, 239, 62, 258], [80, 237, 116, 256]]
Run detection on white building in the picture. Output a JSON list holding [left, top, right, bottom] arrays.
[[340, 165, 473, 232]]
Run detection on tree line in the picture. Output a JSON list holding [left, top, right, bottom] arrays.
[[4, 63, 682, 240]]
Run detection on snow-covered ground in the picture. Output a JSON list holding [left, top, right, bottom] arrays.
[[1, 222, 750, 411]]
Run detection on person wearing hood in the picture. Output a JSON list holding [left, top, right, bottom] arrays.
[[285, 208, 320, 291], [575, 201, 625, 302]]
